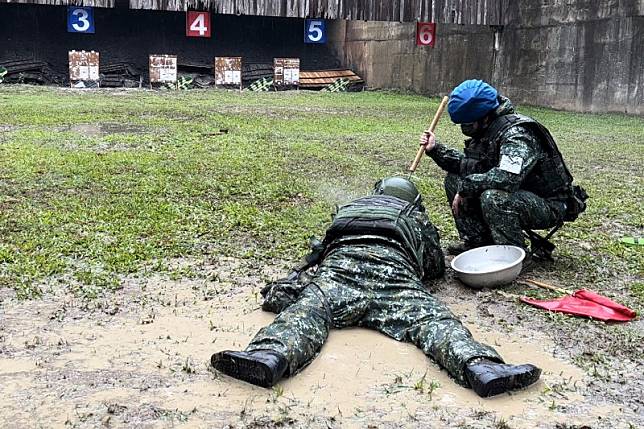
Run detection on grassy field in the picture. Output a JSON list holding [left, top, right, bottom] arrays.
[[0, 85, 643, 428], [0, 86, 641, 303]]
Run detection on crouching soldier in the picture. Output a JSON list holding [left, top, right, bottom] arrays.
[[420, 80, 587, 257], [211, 177, 541, 397]]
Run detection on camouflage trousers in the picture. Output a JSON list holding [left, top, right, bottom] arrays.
[[246, 243, 502, 386], [445, 174, 564, 248]]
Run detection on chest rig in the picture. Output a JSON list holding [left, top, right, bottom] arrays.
[[323, 195, 426, 278], [459, 113, 575, 200]]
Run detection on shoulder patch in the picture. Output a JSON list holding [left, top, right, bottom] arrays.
[[499, 154, 523, 174]]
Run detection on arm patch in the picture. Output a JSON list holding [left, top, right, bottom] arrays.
[[499, 154, 524, 174]]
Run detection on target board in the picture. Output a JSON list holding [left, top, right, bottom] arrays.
[[149, 55, 177, 83], [214, 57, 242, 89], [69, 50, 100, 86], [274, 58, 300, 88]]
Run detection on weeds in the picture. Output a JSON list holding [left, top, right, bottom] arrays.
[[413, 371, 440, 399], [181, 357, 196, 374], [271, 384, 285, 401], [493, 417, 512, 429]]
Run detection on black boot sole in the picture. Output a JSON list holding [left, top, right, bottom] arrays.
[[211, 352, 275, 388], [472, 367, 542, 398]]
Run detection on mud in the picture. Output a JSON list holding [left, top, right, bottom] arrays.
[[0, 257, 641, 428]]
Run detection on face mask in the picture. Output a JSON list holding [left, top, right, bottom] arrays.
[[460, 122, 480, 137]]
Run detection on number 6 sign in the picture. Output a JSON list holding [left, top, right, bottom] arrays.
[[416, 22, 436, 47], [67, 7, 95, 34], [186, 11, 211, 38]]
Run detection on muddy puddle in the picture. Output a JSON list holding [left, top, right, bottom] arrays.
[[0, 257, 638, 428]]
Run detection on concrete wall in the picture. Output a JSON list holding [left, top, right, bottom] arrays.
[[331, 0, 643, 114], [328, 20, 495, 96], [496, 0, 643, 114]]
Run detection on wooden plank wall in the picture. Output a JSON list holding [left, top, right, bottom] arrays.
[[0, 0, 504, 24], [0, 0, 116, 7]]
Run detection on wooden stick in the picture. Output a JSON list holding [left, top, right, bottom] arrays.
[[522, 279, 571, 295], [408, 95, 450, 173]]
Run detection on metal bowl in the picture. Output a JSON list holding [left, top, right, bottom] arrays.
[[450, 245, 525, 289]]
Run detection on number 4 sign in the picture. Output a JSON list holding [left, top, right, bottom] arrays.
[[186, 11, 211, 38], [416, 22, 436, 47]]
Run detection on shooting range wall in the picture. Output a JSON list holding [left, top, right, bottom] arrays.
[[496, 0, 643, 115], [0, 4, 340, 79], [327, 21, 496, 97], [1, 1, 642, 114], [331, 0, 643, 114]]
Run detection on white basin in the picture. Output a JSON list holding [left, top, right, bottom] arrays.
[[451, 245, 526, 289]]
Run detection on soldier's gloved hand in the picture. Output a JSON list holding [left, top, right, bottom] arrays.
[[452, 193, 464, 217], [420, 130, 436, 152]]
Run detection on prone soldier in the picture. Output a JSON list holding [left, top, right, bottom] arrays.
[[211, 177, 541, 397]]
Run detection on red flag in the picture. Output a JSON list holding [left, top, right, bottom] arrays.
[[521, 289, 637, 322]]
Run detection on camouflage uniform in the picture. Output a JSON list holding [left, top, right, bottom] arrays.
[[428, 96, 569, 248], [246, 195, 503, 386]]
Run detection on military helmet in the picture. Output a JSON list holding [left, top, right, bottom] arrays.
[[373, 177, 421, 203]]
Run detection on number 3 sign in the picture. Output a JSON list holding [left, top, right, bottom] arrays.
[[186, 11, 211, 38], [416, 22, 436, 47], [67, 7, 95, 34]]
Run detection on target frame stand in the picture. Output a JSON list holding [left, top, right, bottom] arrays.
[[273, 58, 300, 91], [68, 50, 100, 88], [214, 57, 243, 92], [149, 54, 178, 89]]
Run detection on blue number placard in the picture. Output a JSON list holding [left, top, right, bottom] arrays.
[[304, 19, 327, 44], [67, 7, 95, 34]]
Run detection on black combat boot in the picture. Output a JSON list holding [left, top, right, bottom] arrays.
[[211, 350, 288, 388], [465, 359, 541, 397]]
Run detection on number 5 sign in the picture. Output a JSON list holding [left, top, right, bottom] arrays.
[[416, 22, 436, 47], [186, 11, 211, 38], [67, 7, 95, 34], [304, 19, 327, 44]]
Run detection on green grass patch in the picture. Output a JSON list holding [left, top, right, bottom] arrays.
[[0, 86, 642, 302]]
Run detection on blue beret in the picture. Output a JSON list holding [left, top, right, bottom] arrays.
[[448, 80, 500, 124]]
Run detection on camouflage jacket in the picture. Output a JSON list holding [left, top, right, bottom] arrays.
[[428, 96, 552, 199], [323, 195, 445, 282], [261, 196, 445, 314]]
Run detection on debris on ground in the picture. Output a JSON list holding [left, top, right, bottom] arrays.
[[242, 62, 273, 86], [100, 62, 142, 88], [0, 60, 65, 85], [300, 69, 364, 91], [177, 63, 215, 88]]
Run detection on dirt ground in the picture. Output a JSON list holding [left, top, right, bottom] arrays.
[[1, 256, 640, 429]]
